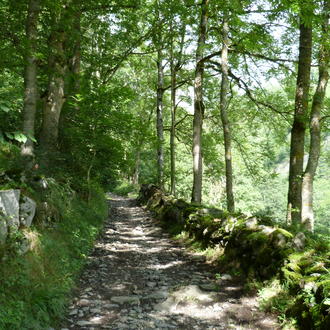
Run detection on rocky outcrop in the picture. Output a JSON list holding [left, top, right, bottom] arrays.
[[0, 189, 36, 254], [0, 189, 20, 232], [19, 196, 36, 227], [0, 213, 7, 245]]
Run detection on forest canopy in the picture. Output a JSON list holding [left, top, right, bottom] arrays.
[[0, 0, 330, 328], [0, 0, 329, 233]]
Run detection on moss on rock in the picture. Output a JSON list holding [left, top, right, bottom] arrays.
[[138, 184, 330, 329]]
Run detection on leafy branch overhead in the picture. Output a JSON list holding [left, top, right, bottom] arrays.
[[0, 0, 329, 327]]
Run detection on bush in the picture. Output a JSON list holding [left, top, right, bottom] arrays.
[[0, 142, 24, 189]]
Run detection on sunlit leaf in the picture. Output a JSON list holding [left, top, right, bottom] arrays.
[[14, 132, 27, 143], [0, 104, 10, 112]]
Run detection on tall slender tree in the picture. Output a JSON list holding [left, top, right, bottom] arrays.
[[287, 6, 313, 224], [301, 0, 330, 231], [170, 18, 186, 196], [39, 6, 68, 157], [153, 0, 165, 189], [156, 49, 165, 189], [192, 0, 209, 203], [220, 16, 235, 212], [21, 0, 40, 163]]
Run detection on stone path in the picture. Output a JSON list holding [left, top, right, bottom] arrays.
[[60, 194, 279, 329]]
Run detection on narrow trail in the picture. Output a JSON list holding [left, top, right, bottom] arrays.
[[61, 195, 279, 330]]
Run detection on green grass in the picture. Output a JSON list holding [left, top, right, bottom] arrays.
[[111, 180, 139, 197], [0, 182, 107, 329]]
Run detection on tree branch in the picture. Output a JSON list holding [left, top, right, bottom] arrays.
[[175, 113, 193, 127], [228, 70, 291, 120], [102, 28, 155, 84]]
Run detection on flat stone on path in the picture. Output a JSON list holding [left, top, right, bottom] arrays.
[[110, 296, 140, 305], [60, 194, 279, 329]]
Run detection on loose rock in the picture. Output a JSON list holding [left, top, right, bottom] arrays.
[[60, 194, 279, 329]]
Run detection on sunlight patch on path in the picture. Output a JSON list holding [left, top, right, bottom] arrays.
[[60, 195, 280, 330]]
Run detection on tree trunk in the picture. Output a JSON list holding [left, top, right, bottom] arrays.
[[132, 149, 141, 185], [58, 3, 81, 149], [156, 49, 164, 189], [170, 60, 177, 196], [21, 0, 40, 162], [71, 10, 81, 95], [192, 0, 209, 203], [220, 19, 235, 212], [301, 0, 329, 231], [39, 27, 67, 156], [287, 21, 312, 225], [67, 3, 81, 99], [169, 21, 186, 197]]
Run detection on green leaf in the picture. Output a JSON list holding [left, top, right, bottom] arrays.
[[14, 132, 27, 143], [27, 134, 37, 142], [0, 104, 10, 112], [5, 132, 14, 139]]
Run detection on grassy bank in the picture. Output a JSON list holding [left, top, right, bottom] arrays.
[[0, 180, 107, 329]]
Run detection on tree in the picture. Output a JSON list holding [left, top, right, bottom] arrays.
[[156, 48, 165, 189], [301, 0, 330, 231], [169, 7, 187, 196], [39, 2, 70, 158], [192, 0, 209, 203], [287, 5, 313, 224], [219, 15, 235, 212], [21, 0, 40, 164], [151, 0, 166, 189]]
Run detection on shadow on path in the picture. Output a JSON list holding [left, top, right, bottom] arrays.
[[60, 194, 279, 330]]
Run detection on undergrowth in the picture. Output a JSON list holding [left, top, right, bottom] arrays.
[[0, 180, 107, 329], [111, 180, 139, 197]]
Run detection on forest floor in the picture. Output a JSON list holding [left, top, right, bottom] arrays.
[[60, 194, 280, 330]]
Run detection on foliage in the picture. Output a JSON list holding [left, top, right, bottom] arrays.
[[0, 180, 107, 329], [0, 0, 329, 328], [111, 180, 139, 197]]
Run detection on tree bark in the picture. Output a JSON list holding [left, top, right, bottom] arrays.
[[156, 48, 165, 189], [39, 28, 66, 155], [170, 22, 185, 197], [132, 148, 141, 185], [220, 19, 235, 212], [72, 14, 81, 94], [68, 2, 81, 99], [58, 2, 81, 149], [287, 20, 312, 225], [170, 57, 177, 196], [21, 0, 40, 162], [192, 0, 209, 203], [301, 0, 329, 231]]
